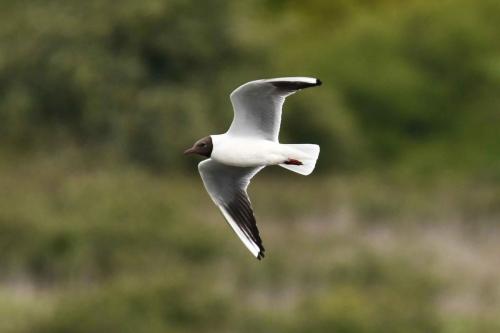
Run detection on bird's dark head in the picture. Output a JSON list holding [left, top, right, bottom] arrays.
[[183, 136, 213, 157]]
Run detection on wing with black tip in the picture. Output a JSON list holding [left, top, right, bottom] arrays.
[[228, 77, 322, 141], [198, 159, 265, 259]]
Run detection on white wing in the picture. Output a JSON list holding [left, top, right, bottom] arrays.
[[228, 77, 322, 141], [198, 159, 266, 259]]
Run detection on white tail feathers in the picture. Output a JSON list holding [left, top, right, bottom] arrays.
[[279, 144, 320, 176]]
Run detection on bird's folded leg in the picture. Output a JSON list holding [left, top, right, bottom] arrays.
[[284, 158, 303, 165]]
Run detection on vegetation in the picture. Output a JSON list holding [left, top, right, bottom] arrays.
[[0, 0, 499, 332]]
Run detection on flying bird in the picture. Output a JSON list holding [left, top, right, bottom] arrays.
[[184, 77, 322, 259]]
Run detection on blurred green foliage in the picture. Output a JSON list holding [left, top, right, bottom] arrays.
[[1, 0, 498, 175], [1, 0, 500, 332]]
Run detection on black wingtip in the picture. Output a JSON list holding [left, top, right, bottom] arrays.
[[256, 249, 265, 260], [271, 79, 322, 91]]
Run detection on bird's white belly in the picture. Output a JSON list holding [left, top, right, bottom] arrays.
[[211, 138, 286, 167]]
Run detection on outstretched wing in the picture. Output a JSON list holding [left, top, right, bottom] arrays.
[[228, 77, 322, 141], [198, 159, 265, 259]]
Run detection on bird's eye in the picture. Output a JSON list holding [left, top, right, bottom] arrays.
[[198, 143, 206, 147]]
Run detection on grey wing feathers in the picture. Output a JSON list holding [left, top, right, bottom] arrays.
[[198, 159, 265, 259], [228, 77, 322, 141]]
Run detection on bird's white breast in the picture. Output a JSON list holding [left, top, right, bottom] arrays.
[[210, 134, 287, 167]]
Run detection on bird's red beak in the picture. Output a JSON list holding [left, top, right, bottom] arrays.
[[183, 147, 196, 155]]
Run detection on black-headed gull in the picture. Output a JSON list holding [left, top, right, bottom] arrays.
[[184, 77, 322, 259]]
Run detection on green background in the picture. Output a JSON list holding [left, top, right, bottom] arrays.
[[1, 0, 499, 332]]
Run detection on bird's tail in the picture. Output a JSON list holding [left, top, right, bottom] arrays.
[[279, 144, 320, 176]]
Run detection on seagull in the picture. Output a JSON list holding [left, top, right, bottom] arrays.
[[184, 77, 322, 259]]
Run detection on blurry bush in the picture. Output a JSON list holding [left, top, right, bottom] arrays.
[[294, 253, 440, 333], [263, 0, 500, 176], [0, 0, 497, 176], [31, 277, 233, 333], [0, 0, 253, 171]]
